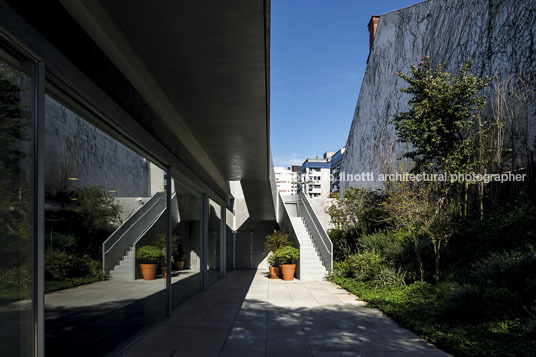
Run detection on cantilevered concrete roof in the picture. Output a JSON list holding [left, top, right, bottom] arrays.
[[60, 0, 274, 220]]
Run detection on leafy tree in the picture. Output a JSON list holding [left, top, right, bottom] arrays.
[[392, 56, 490, 178], [46, 186, 121, 259], [383, 184, 434, 281], [325, 187, 386, 241], [384, 183, 459, 283]]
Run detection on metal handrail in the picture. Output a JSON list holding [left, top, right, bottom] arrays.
[[102, 192, 166, 274], [297, 192, 333, 273], [103, 192, 164, 253]]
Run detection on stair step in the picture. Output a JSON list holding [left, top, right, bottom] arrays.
[[300, 266, 327, 271]]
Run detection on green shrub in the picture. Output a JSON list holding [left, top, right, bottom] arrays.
[[267, 254, 279, 267], [372, 266, 407, 288], [48, 233, 77, 253], [264, 230, 289, 254], [358, 231, 407, 263], [471, 246, 536, 311], [45, 251, 90, 280], [328, 228, 356, 261], [441, 283, 486, 322], [44, 250, 104, 293], [329, 260, 348, 279], [274, 246, 299, 264], [340, 251, 384, 281], [136, 245, 163, 264]]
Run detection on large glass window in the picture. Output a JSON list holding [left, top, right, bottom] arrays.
[[171, 178, 202, 307], [0, 50, 34, 357], [208, 199, 221, 283], [44, 95, 167, 355]]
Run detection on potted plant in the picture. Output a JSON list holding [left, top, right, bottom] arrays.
[[174, 240, 186, 270], [264, 230, 289, 277], [267, 254, 280, 279], [136, 245, 163, 280], [274, 246, 300, 281], [264, 230, 289, 253]]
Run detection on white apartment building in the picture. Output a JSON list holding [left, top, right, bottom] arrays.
[[274, 166, 298, 195], [297, 152, 334, 198], [330, 147, 346, 195]]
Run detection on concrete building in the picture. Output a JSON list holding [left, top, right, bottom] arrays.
[[341, 0, 536, 193], [0, 1, 334, 356], [274, 166, 298, 195], [297, 152, 334, 198], [330, 147, 346, 195]]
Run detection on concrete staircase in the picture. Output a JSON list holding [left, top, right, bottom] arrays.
[[109, 247, 136, 281], [290, 216, 328, 281]]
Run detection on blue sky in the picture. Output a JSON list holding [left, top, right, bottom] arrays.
[[270, 0, 421, 168]]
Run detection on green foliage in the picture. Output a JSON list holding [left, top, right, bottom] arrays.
[[470, 247, 536, 312], [372, 266, 407, 288], [358, 231, 407, 264], [332, 277, 536, 357], [328, 228, 356, 261], [43, 250, 104, 294], [392, 56, 490, 175], [157, 233, 182, 261], [175, 238, 185, 261], [47, 233, 77, 253], [136, 245, 163, 264], [45, 250, 103, 281], [274, 246, 299, 265], [267, 254, 279, 267], [45, 186, 122, 260], [264, 230, 289, 254], [72, 186, 121, 233], [335, 251, 384, 281], [325, 187, 387, 236], [441, 283, 486, 322]]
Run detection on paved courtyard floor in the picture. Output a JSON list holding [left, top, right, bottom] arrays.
[[124, 270, 450, 357]]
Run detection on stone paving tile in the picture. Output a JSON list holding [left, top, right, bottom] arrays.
[[220, 351, 265, 357], [124, 270, 451, 357]]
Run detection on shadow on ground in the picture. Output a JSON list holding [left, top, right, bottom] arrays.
[[125, 270, 450, 357]]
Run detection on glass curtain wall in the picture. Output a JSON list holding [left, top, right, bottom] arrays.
[[0, 50, 34, 357], [44, 95, 167, 356], [171, 178, 202, 307], [207, 199, 221, 284]]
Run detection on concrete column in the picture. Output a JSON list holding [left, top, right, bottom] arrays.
[[220, 208, 226, 277], [201, 194, 208, 289]]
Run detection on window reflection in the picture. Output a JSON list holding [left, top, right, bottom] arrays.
[[208, 199, 221, 283], [44, 95, 167, 355], [171, 179, 202, 306], [0, 52, 34, 357]]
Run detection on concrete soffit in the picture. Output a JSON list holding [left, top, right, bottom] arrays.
[[59, 0, 228, 194]]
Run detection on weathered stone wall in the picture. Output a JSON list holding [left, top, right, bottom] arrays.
[[341, 0, 536, 192], [45, 95, 149, 197]]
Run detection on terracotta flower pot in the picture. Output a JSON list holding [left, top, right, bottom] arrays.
[[140, 263, 157, 280], [161, 266, 167, 279], [281, 264, 296, 281], [175, 260, 185, 271], [269, 266, 280, 279]]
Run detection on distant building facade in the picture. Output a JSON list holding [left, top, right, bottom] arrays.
[[274, 166, 298, 195], [330, 147, 345, 195], [297, 152, 334, 198]]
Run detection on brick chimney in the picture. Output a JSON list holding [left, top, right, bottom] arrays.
[[368, 15, 380, 52]]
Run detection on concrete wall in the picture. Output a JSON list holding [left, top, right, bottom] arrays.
[[341, 0, 536, 192], [308, 197, 335, 231], [45, 95, 150, 197]]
